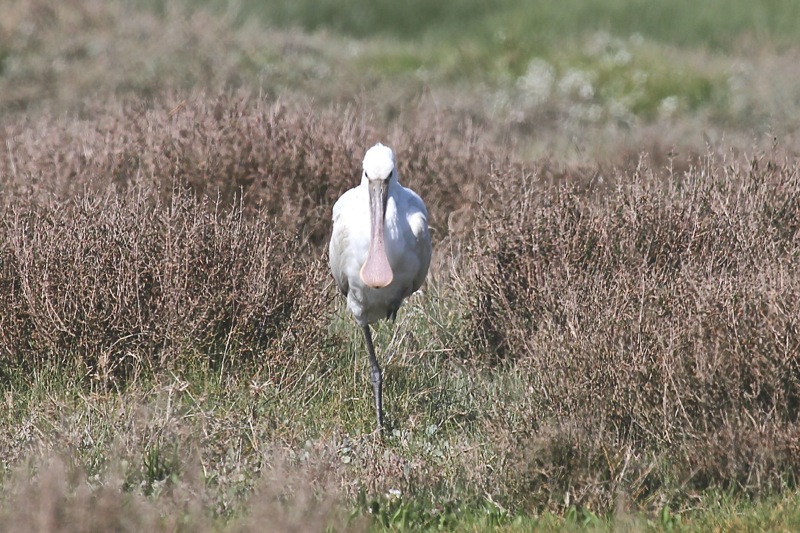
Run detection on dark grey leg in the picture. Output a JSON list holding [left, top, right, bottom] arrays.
[[361, 323, 384, 432]]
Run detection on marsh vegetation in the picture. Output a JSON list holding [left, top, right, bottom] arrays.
[[1, 0, 799, 530]]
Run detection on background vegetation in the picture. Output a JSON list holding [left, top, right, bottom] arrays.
[[1, 0, 799, 530]]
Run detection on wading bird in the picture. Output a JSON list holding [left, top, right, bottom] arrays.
[[329, 143, 432, 433]]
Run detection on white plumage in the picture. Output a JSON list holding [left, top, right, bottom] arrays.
[[329, 143, 431, 432]]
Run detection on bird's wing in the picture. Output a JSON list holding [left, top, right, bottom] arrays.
[[405, 191, 432, 294], [329, 190, 354, 297], [329, 230, 349, 297]]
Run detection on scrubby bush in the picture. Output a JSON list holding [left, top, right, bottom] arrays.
[[0, 186, 328, 382], [465, 154, 800, 509], [0, 91, 492, 383], [1, 94, 491, 248]]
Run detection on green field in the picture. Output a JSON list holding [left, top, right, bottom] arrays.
[[1, 1, 799, 531]]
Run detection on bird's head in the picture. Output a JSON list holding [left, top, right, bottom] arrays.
[[359, 143, 395, 289], [362, 143, 396, 183]]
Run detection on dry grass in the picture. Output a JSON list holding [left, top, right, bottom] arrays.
[[0, 453, 357, 532]]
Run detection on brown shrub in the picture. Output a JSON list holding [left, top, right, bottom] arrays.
[[0, 92, 494, 250], [465, 152, 800, 508], [0, 186, 328, 382], [0, 457, 175, 533], [0, 88, 503, 383]]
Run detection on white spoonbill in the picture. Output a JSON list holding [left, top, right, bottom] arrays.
[[329, 143, 432, 433]]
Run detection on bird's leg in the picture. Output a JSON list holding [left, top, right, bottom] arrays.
[[361, 323, 384, 433]]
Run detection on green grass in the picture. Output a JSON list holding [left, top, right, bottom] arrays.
[[152, 0, 795, 129], [355, 489, 800, 531], [192, 0, 800, 49], [6, 325, 800, 532], [4, 0, 798, 149], [182, 0, 800, 77]]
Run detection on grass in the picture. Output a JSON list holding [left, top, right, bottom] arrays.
[[1, 0, 800, 531], [0, 1, 796, 180], [181, 0, 800, 118], [196, 0, 800, 50]]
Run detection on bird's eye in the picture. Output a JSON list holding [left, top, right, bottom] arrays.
[[364, 171, 370, 179]]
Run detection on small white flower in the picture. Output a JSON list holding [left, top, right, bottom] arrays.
[[658, 96, 680, 118], [608, 99, 631, 121], [612, 48, 632, 66], [558, 69, 595, 101], [517, 58, 555, 105], [585, 31, 612, 57]]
